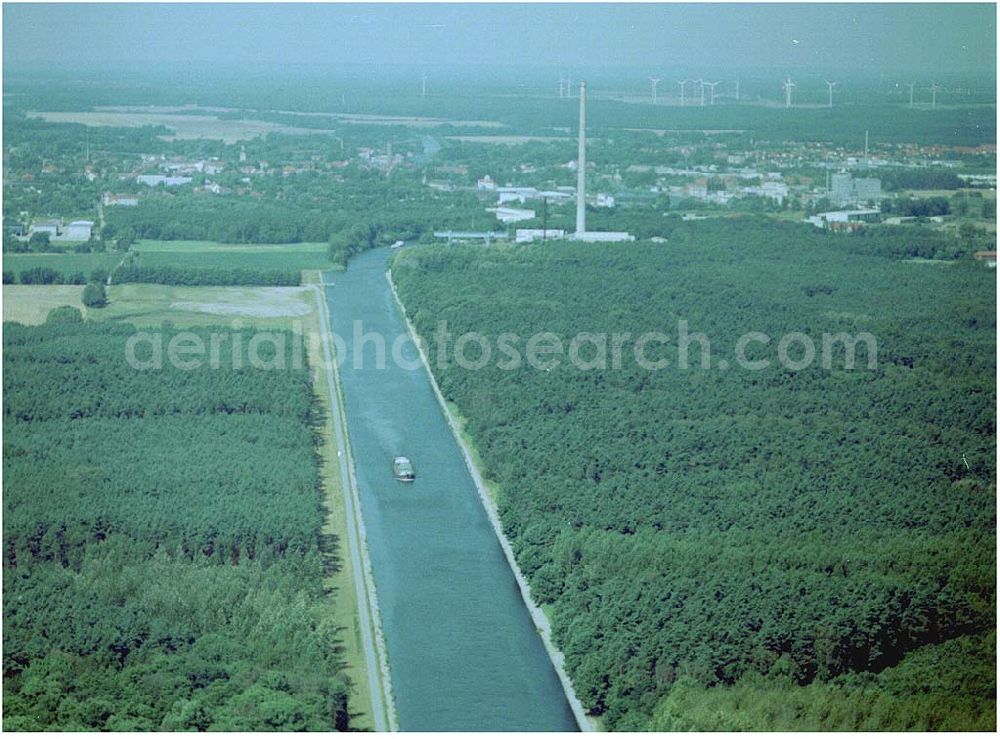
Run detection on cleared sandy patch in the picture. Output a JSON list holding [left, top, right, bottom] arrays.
[[170, 287, 313, 318]]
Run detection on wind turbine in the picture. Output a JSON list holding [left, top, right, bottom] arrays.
[[421, 73, 427, 98], [734, 78, 740, 102], [930, 82, 940, 109], [696, 78, 705, 106], [825, 81, 837, 108], [676, 79, 688, 106], [705, 80, 720, 105], [783, 76, 795, 108], [649, 77, 661, 104]]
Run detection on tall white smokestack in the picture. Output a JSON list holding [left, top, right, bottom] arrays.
[[575, 81, 586, 236]]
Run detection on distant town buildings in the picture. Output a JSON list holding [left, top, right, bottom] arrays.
[[136, 175, 193, 187]]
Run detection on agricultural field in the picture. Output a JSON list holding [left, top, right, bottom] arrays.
[[2, 285, 85, 325], [391, 218, 996, 730], [3, 252, 124, 282]]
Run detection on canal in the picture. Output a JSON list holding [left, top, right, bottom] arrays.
[[322, 247, 578, 731]]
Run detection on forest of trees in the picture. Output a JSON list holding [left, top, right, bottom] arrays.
[[3, 317, 354, 730], [391, 218, 996, 730], [113, 263, 302, 287]]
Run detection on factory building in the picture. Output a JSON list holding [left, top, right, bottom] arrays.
[[515, 229, 566, 243], [807, 209, 881, 231], [63, 220, 95, 241], [103, 193, 140, 207], [136, 175, 193, 187], [830, 172, 882, 206], [29, 219, 60, 237], [492, 207, 536, 224]]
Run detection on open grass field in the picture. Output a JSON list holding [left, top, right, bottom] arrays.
[[2, 285, 85, 324], [132, 240, 334, 272], [3, 252, 123, 278]]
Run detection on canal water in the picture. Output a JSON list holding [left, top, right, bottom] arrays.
[[322, 248, 578, 731]]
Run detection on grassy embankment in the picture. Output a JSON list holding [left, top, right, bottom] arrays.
[[301, 270, 376, 730]]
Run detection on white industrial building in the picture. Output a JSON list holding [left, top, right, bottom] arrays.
[[807, 209, 880, 229], [103, 193, 139, 207], [29, 219, 60, 237], [492, 207, 536, 223], [63, 220, 95, 241], [515, 229, 566, 243], [496, 186, 539, 204], [29, 219, 95, 241], [136, 175, 193, 187], [572, 231, 635, 242], [830, 172, 882, 206]]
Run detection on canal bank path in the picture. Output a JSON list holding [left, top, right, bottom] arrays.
[[321, 247, 582, 731]]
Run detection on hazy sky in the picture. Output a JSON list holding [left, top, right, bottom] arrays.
[[4, 3, 996, 75]]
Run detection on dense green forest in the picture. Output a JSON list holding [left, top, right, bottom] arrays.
[[99, 181, 493, 246], [391, 219, 996, 730], [4, 67, 995, 146], [3, 316, 354, 730], [113, 263, 302, 287]]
